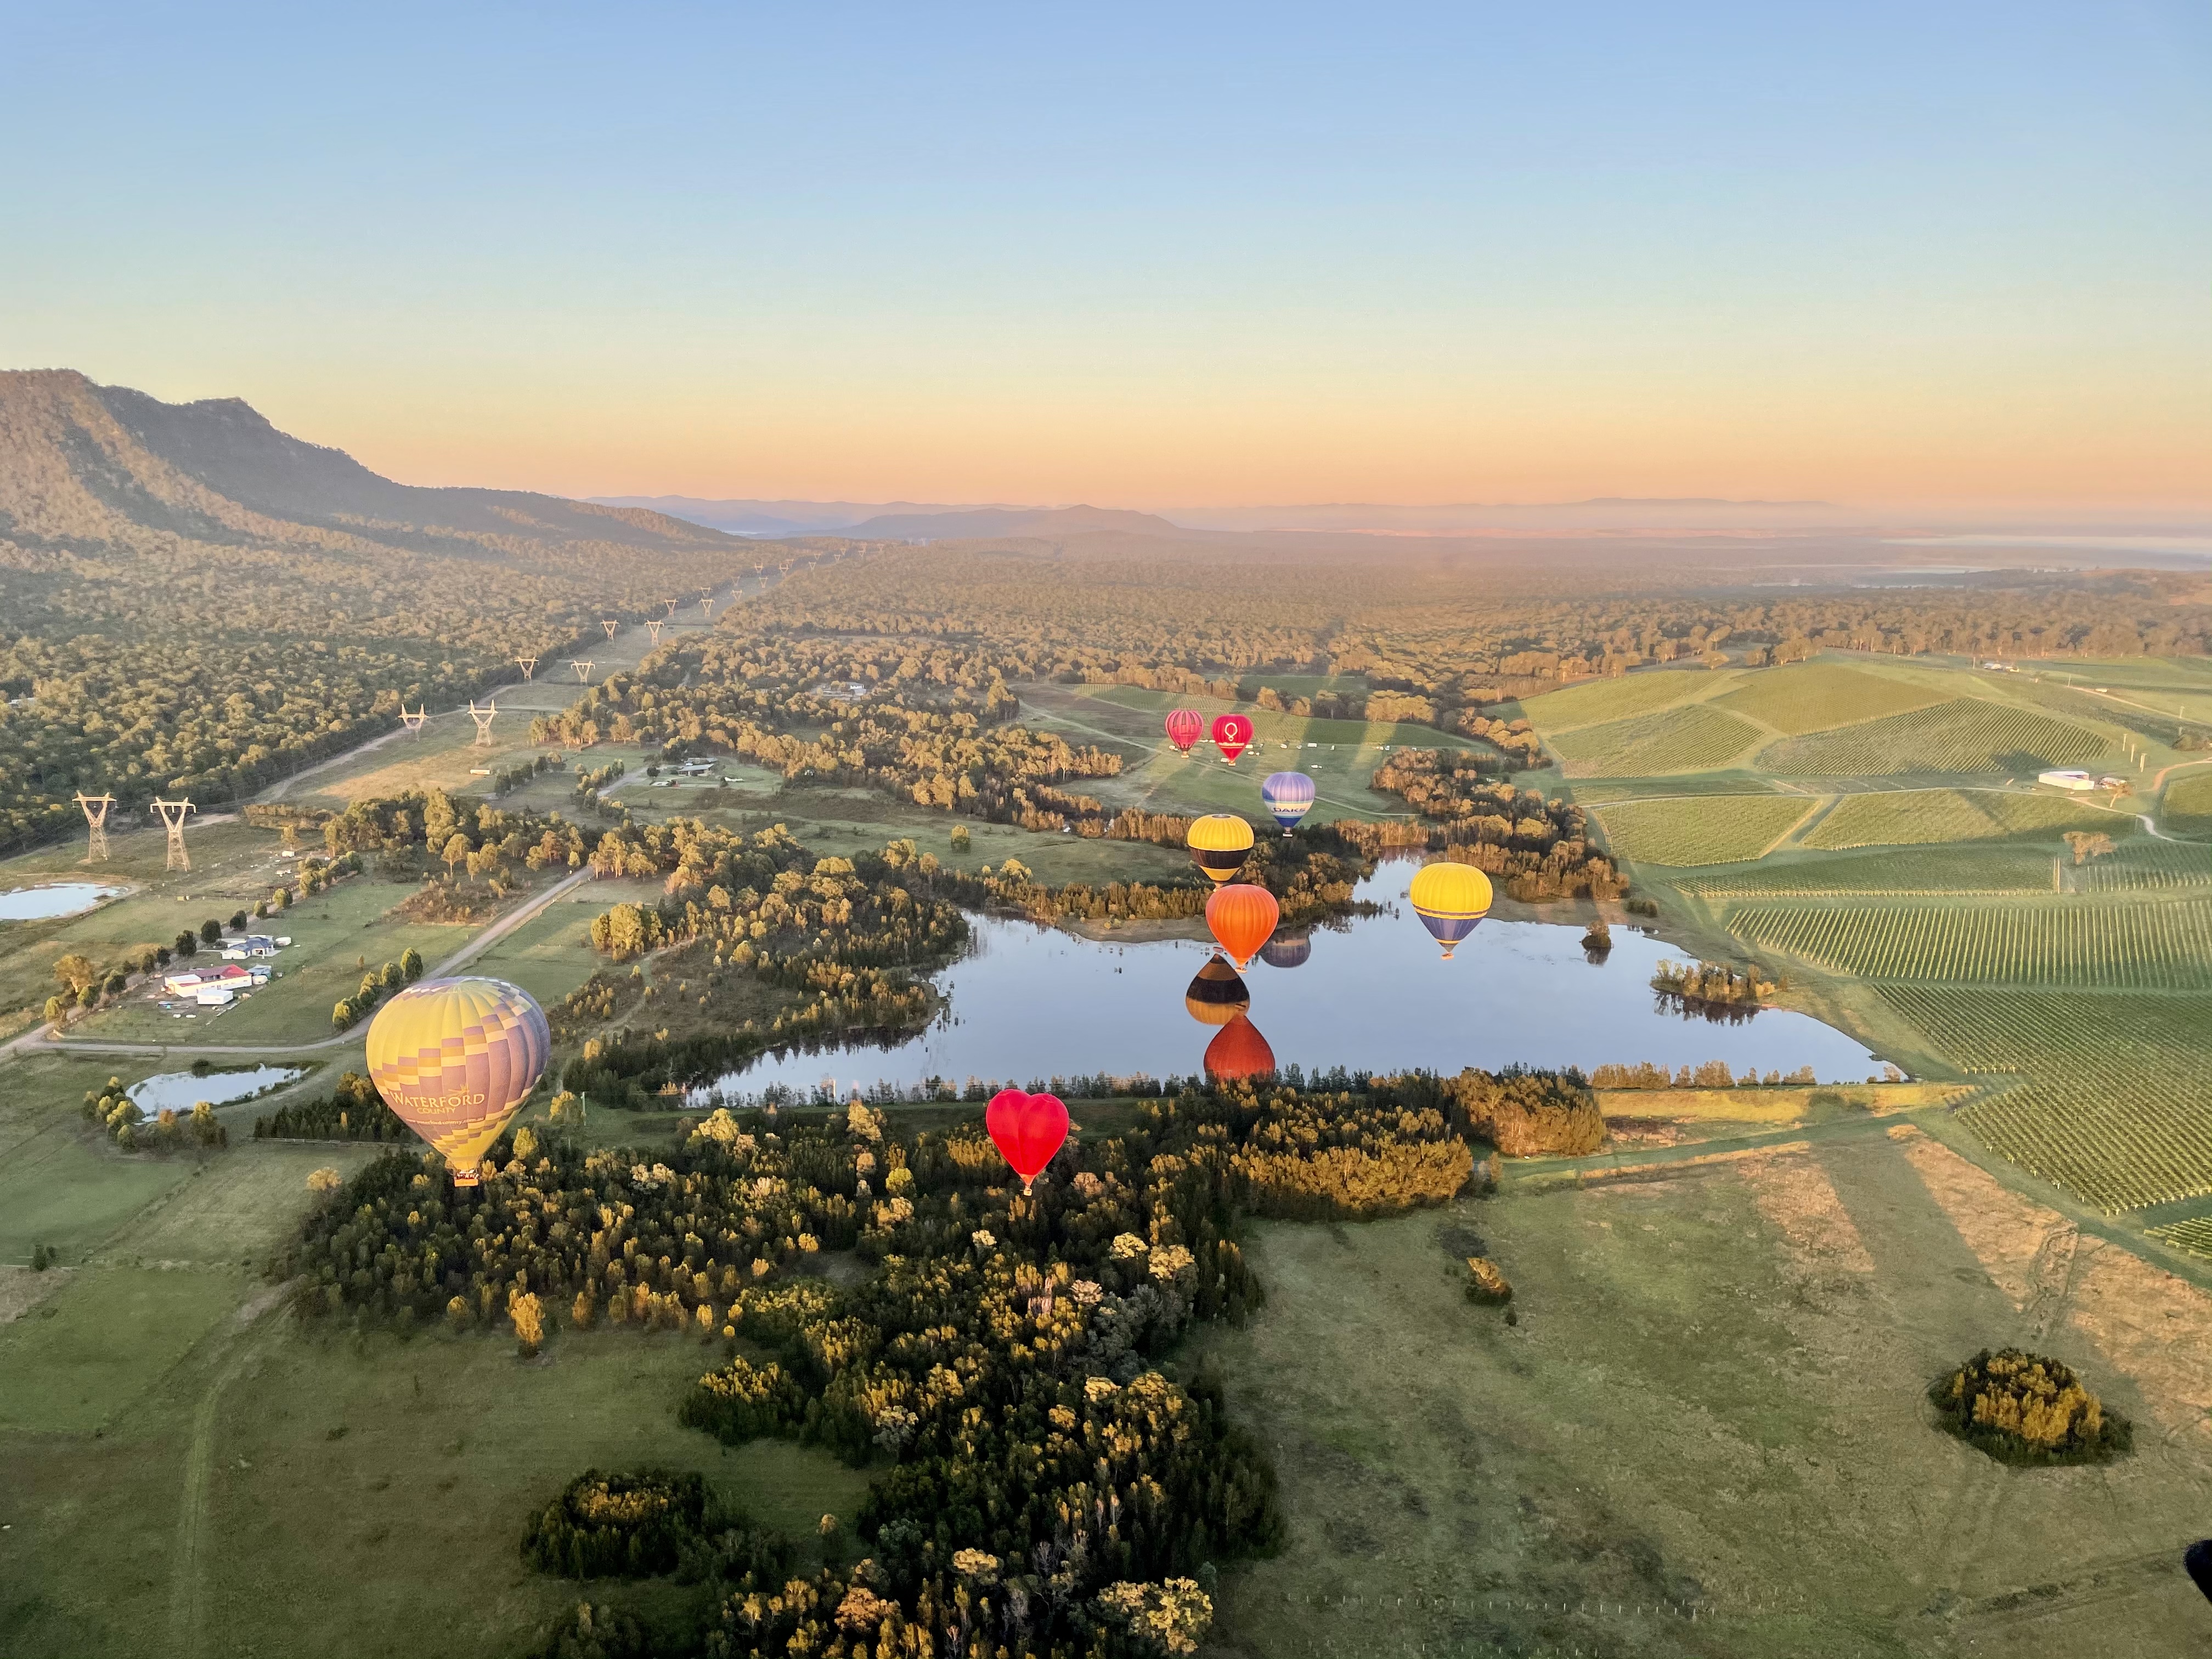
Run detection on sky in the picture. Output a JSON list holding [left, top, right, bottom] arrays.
[[3, 2, 2208, 513]]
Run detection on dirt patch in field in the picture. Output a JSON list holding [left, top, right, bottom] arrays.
[[0, 1265, 69, 1323], [1896, 1133, 2072, 1312], [2061, 1238, 2212, 1437], [1740, 1149, 1876, 1276]]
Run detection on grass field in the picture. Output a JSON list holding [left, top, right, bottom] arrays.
[[2163, 769, 2212, 830], [1731, 896, 2212, 989], [1516, 668, 1718, 733], [1590, 793, 1812, 866], [1759, 699, 2109, 777], [1799, 786, 2132, 850], [1550, 703, 1765, 777], [1192, 1143, 2212, 1658], [1677, 844, 2063, 898], [1710, 662, 1946, 735]]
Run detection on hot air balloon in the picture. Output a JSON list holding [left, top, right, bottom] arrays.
[[1204, 1013, 1276, 1082], [1164, 709, 1203, 754], [2187, 1538, 2212, 1605], [1408, 860, 1494, 960], [1260, 770, 1314, 835], [1186, 814, 1255, 884], [985, 1088, 1069, 1193], [1206, 883, 1279, 969], [365, 977, 551, 1185], [1211, 713, 1253, 764], [1259, 933, 1311, 969], [1184, 955, 1251, 1026]]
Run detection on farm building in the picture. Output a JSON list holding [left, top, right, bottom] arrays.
[[2037, 769, 2098, 792], [161, 963, 264, 997]]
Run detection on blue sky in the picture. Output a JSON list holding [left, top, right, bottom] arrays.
[[4, 3, 2206, 507]]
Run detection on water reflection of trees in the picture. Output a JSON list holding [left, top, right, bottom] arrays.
[[1652, 991, 1762, 1026]]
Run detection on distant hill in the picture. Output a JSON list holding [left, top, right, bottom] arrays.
[[844, 505, 1181, 540], [590, 496, 1022, 535]]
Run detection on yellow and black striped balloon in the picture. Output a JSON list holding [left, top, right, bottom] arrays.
[[1186, 813, 1255, 885]]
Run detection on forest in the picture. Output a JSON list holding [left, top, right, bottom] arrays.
[[285, 1068, 1567, 1657]]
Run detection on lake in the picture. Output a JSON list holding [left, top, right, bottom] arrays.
[[128, 1064, 306, 1114], [706, 871, 1882, 1102], [0, 881, 126, 921]]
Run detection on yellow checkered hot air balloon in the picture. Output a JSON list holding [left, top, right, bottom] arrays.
[[365, 977, 551, 1185]]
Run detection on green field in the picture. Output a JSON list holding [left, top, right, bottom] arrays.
[[2163, 769, 2212, 830], [1800, 787, 2130, 850], [1710, 661, 1945, 735], [1192, 1147, 2212, 1657], [1550, 703, 1764, 777], [1677, 844, 2061, 898], [1730, 896, 2212, 988], [1760, 698, 2108, 777], [1517, 668, 1716, 732], [1590, 793, 1812, 866]]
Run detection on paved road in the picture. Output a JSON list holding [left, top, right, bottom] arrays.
[[2, 867, 595, 1063]]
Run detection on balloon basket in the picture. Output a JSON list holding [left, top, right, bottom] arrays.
[[451, 1168, 481, 1187]]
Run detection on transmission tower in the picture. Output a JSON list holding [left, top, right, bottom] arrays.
[[571, 660, 595, 682], [699, 595, 715, 619], [399, 703, 428, 739], [469, 700, 498, 746], [515, 656, 538, 680], [645, 620, 664, 647], [153, 797, 196, 872], [75, 792, 115, 862], [601, 619, 619, 640], [663, 598, 679, 619]]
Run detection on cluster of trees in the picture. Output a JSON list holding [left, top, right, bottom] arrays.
[[1443, 1066, 1607, 1157], [1348, 750, 1622, 901], [1589, 1062, 1820, 1090], [253, 1070, 413, 1142], [1465, 1256, 1513, 1306], [1929, 1348, 2132, 1465], [331, 949, 425, 1031], [1650, 960, 1779, 1011], [288, 1068, 1595, 1656], [80, 1078, 225, 1153]]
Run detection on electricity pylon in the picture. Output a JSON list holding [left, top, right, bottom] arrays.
[[645, 620, 664, 647], [515, 656, 538, 680], [601, 619, 619, 640], [699, 595, 715, 619], [153, 797, 195, 872], [663, 599, 679, 618], [400, 703, 428, 739], [75, 792, 114, 862], [571, 660, 594, 682], [469, 700, 497, 746]]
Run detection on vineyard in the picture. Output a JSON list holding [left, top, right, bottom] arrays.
[[1758, 698, 2108, 777], [2163, 771, 2212, 831], [1589, 793, 1812, 867], [2074, 840, 2212, 893], [1799, 787, 2126, 850], [2146, 1216, 2212, 1262], [1729, 898, 2212, 988], [1877, 985, 2212, 1212], [1516, 668, 1709, 733], [1711, 662, 1943, 736], [1676, 844, 2059, 899], [1549, 702, 1763, 777]]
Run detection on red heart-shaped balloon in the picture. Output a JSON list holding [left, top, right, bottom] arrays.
[[986, 1089, 1069, 1191]]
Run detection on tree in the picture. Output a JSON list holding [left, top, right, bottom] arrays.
[[200, 918, 222, 945], [52, 953, 97, 994], [43, 994, 66, 1025], [2064, 831, 2117, 866], [399, 947, 424, 982], [442, 832, 471, 876], [510, 1291, 546, 1357], [173, 930, 198, 958], [307, 1166, 342, 1199]]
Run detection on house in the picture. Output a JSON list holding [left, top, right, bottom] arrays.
[[162, 963, 260, 997], [2036, 769, 2098, 792]]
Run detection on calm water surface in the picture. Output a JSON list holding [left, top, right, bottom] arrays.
[[1, 882, 124, 921], [129, 1064, 306, 1113], [711, 871, 1881, 1099]]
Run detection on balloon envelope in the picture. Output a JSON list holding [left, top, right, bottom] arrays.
[[1408, 861, 1494, 960], [1259, 933, 1312, 969], [1184, 954, 1251, 1026], [365, 977, 551, 1184], [1186, 813, 1255, 884], [985, 1088, 1069, 1192], [1204, 1013, 1276, 1082], [1205, 883, 1280, 969], [1260, 770, 1315, 833], [1211, 713, 1253, 763], [1164, 709, 1204, 754]]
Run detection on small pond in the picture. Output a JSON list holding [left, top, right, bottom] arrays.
[[1, 882, 126, 921], [704, 870, 1883, 1102], [128, 1065, 307, 1114]]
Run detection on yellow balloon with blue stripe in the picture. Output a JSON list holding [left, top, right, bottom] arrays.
[[1408, 861, 1493, 961]]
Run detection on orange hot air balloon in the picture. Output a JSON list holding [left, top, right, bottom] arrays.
[[1204, 1012, 1276, 1082], [1205, 883, 1279, 969], [1211, 712, 1254, 764], [365, 977, 551, 1186], [1164, 709, 1203, 754], [1186, 813, 1255, 884], [1183, 954, 1251, 1026]]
